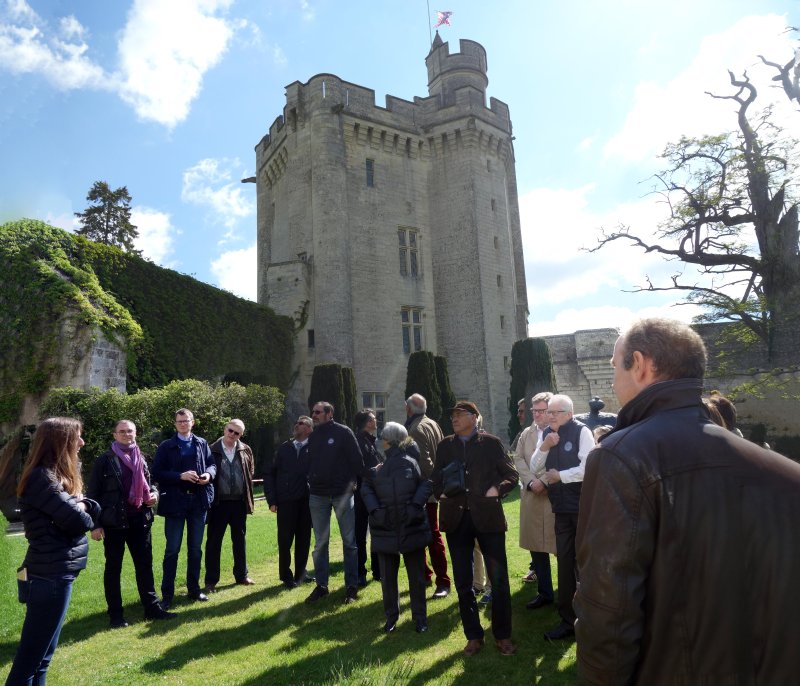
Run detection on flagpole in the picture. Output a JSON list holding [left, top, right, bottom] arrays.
[[426, 0, 432, 44]]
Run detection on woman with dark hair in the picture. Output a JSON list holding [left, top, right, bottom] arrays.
[[6, 417, 100, 686], [361, 422, 432, 633], [353, 409, 382, 585]]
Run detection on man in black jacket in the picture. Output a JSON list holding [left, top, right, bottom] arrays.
[[575, 318, 800, 685], [265, 415, 313, 588], [304, 401, 365, 605], [431, 401, 519, 657], [88, 420, 175, 627]]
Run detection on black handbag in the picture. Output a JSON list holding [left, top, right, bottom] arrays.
[[441, 459, 466, 497]]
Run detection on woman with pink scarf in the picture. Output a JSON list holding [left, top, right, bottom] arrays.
[[87, 420, 176, 627]]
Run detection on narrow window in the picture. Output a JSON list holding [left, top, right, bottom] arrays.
[[307, 329, 315, 348], [366, 159, 374, 187], [504, 356, 509, 370], [494, 236, 499, 249], [487, 159, 492, 172], [398, 228, 420, 278], [491, 198, 496, 211], [500, 315, 505, 330], [362, 393, 388, 429], [401, 307, 424, 353], [497, 274, 502, 287]]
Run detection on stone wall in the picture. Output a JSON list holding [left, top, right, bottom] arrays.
[[543, 325, 800, 438]]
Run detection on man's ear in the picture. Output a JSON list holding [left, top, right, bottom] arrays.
[[632, 351, 659, 385]]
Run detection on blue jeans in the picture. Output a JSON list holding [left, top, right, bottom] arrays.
[[6, 575, 74, 686], [162, 498, 207, 599], [308, 492, 357, 588]]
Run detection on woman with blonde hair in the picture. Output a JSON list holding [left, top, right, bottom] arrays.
[[6, 417, 100, 686]]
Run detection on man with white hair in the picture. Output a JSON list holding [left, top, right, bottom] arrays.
[[204, 418, 256, 592], [530, 393, 593, 641], [405, 393, 450, 599]]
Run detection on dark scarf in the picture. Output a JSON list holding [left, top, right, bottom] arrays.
[[111, 441, 149, 509]]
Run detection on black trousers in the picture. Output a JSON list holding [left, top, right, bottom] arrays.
[[276, 496, 312, 583], [554, 512, 579, 625], [102, 512, 160, 619], [204, 499, 249, 586], [378, 548, 427, 623], [354, 491, 381, 579], [446, 510, 512, 641]]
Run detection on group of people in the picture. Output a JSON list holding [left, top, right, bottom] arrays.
[[7, 317, 800, 685]]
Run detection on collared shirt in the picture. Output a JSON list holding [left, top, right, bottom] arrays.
[[530, 424, 594, 483], [293, 438, 308, 452]]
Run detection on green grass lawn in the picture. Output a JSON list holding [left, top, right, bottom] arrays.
[[1, 492, 577, 685]]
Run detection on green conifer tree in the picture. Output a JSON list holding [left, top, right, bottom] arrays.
[[507, 338, 557, 441], [308, 363, 345, 423], [405, 351, 442, 422]]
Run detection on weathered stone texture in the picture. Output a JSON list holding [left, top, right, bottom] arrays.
[[543, 325, 800, 437], [256, 38, 528, 432]]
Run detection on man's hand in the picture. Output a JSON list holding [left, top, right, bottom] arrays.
[[531, 479, 547, 494], [91, 528, 104, 541], [541, 432, 560, 450], [180, 470, 199, 482], [485, 486, 499, 497], [545, 468, 561, 484], [144, 492, 158, 507], [196, 473, 211, 486], [269, 505, 277, 513]]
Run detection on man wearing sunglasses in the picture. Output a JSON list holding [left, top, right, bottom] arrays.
[[204, 419, 256, 592], [530, 394, 593, 641]]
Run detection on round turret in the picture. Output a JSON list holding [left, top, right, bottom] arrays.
[[426, 35, 488, 106]]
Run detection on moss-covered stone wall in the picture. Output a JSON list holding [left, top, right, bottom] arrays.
[[0, 219, 295, 426]]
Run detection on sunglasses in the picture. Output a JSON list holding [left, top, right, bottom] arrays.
[[226, 428, 241, 436]]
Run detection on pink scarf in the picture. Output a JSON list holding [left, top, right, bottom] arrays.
[[111, 441, 150, 509]]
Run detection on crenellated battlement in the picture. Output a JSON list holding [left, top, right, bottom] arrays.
[[256, 37, 511, 163]]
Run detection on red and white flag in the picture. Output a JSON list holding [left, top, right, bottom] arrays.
[[434, 10, 452, 28]]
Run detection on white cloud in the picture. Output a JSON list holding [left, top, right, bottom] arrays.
[[300, 0, 315, 22], [272, 44, 287, 67], [130, 206, 177, 264], [44, 210, 79, 232], [181, 158, 255, 236], [605, 14, 796, 162], [116, 0, 236, 127], [210, 243, 256, 300], [59, 15, 85, 40], [0, 10, 107, 90], [0, 0, 241, 127]]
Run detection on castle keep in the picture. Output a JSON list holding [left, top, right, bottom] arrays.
[[255, 35, 528, 433]]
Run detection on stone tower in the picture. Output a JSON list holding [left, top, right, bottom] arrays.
[[255, 35, 528, 435]]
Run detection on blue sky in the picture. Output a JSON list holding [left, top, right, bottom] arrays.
[[1, 0, 797, 336]]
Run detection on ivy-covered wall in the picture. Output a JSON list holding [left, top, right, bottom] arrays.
[[0, 219, 295, 425]]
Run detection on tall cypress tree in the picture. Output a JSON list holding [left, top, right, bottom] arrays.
[[434, 355, 456, 435], [308, 363, 345, 423], [405, 351, 442, 421], [341, 366, 358, 429], [507, 338, 557, 441]]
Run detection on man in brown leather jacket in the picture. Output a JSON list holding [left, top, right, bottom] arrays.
[[575, 318, 800, 685], [431, 401, 519, 657]]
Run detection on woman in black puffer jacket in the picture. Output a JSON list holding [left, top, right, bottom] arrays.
[[6, 417, 100, 686], [361, 422, 432, 634]]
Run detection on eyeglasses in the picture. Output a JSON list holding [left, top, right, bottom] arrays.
[[532, 409, 547, 415], [175, 419, 192, 424], [311, 410, 326, 415], [546, 410, 568, 416], [226, 428, 241, 436]]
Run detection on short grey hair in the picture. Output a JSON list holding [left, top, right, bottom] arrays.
[[228, 418, 245, 434], [381, 421, 408, 446], [549, 394, 574, 414], [406, 394, 427, 414]]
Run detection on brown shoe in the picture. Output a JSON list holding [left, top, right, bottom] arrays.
[[463, 638, 485, 656], [237, 578, 255, 586], [495, 638, 517, 656]]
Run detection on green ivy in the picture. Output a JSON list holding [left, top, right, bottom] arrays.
[[0, 219, 295, 425]]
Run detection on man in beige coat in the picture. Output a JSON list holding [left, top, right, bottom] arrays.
[[514, 392, 555, 610]]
